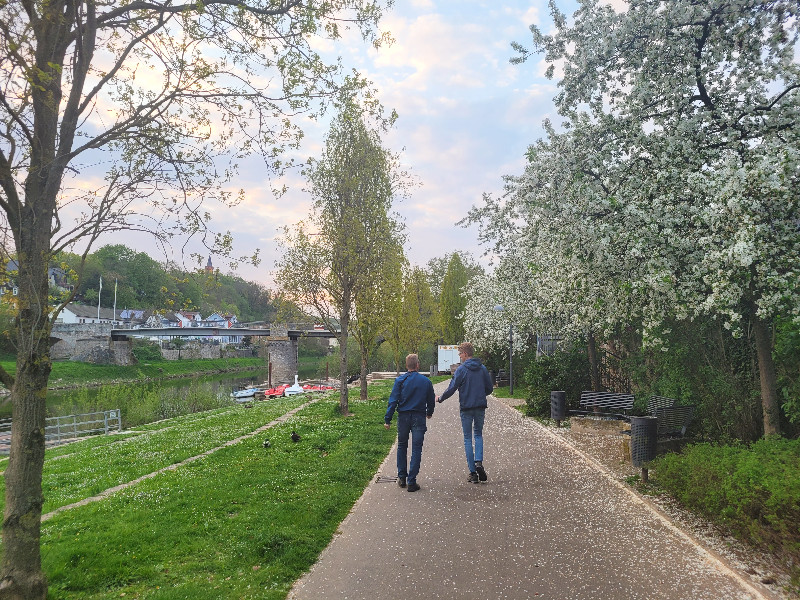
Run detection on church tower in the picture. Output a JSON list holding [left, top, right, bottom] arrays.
[[205, 256, 213, 274]]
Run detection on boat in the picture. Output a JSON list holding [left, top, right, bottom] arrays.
[[230, 387, 259, 400], [262, 384, 290, 397], [284, 375, 305, 396], [302, 384, 337, 392]]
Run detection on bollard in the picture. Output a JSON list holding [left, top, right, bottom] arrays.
[[550, 391, 566, 426]]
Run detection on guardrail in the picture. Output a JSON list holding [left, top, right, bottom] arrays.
[[0, 409, 122, 454]]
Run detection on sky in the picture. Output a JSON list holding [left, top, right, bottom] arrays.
[[93, 0, 581, 287]]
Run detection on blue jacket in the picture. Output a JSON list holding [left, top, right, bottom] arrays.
[[438, 357, 493, 411], [384, 371, 436, 424]]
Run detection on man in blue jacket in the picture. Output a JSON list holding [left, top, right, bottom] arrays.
[[384, 354, 436, 493], [437, 342, 494, 484]]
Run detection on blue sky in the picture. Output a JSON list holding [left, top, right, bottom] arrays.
[[96, 1, 582, 286]]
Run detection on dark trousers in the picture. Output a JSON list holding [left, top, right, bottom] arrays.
[[396, 410, 427, 483]]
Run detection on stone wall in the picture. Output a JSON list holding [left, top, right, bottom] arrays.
[[51, 323, 113, 360], [51, 323, 134, 365]]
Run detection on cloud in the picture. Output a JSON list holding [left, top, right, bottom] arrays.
[[81, 1, 572, 289]]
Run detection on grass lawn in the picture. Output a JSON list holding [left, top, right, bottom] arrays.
[[491, 384, 529, 401], [2, 383, 398, 599]]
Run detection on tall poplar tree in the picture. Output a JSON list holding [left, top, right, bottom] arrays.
[[401, 267, 439, 356], [276, 99, 409, 414], [352, 243, 406, 400], [440, 253, 470, 344]]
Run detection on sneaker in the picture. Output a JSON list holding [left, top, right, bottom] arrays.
[[467, 472, 480, 484], [407, 482, 421, 492], [475, 462, 487, 482], [397, 477, 406, 488]]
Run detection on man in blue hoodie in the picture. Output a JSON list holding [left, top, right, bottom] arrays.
[[384, 354, 436, 492], [436, 342, 494, 484]]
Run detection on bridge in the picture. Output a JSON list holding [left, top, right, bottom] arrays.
[[109, 327, 338, 340], [51, 323, 339, 385]]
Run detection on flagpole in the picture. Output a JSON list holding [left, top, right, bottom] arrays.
[[97, 275, 102, 321], [113, 279, 118, 326]]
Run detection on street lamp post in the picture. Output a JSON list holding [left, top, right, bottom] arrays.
[[493, 305, 513, 395]]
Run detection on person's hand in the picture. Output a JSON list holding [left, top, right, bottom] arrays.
[[384, 423, 390, 430], [426, 414, 432, 420], [436, 396, 443, 403]]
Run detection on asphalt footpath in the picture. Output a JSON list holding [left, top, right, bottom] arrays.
[[288, 380, 779, 600]]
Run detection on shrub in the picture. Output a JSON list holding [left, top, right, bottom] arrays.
[[523, 343, 591, 418], [775, 318, 800, 437], [653, 437, 800, 581], [131, 340, 162, 362]]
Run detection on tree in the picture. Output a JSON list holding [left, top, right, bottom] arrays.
[[0, 1, 390, 595], [351, 242, 406, 400], [503, 0, 800, 435], [400, 267, 439, 357], [383, 260, 408, 374], [426, 251, 483, 302], [276, 99, 409, 414], [439, 253, 470, 344]]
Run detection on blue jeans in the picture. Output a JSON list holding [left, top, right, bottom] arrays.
[[460, 408, 485, 473], [397, 410, 427, 483]]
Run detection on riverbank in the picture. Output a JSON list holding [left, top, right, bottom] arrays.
[[0, 356, 268, 393]]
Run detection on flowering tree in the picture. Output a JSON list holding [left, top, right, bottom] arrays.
[[0, 1, 390, 595], [489, 0, 800, 435]]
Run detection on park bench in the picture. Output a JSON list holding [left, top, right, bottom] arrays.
[[647, 395, 677, 414], [652, 404, 696, 438], [495, 369, 509, 387], [644, 396, 696, 438], [570, 391, 635, 420]]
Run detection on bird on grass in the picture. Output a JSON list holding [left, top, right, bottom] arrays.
[[291, 431, 301, 442], [263, 439, 271, 448]]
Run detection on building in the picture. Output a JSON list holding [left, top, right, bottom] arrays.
[[57, 303, 122, 325], [1, 259, 73, 298]]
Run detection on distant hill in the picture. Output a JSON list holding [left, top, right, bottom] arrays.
[[54, 244, 308, 324]]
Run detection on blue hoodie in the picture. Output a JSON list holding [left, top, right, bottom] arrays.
[[384, 371, 436, 424], [438, 357, 493, 411]]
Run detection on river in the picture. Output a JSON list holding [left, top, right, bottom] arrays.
[[0, 361, 331, 421]]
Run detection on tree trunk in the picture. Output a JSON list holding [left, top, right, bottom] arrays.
[[360, 350, 369, 401], [752, 314, 781, 437], [338, 291, 350, 415], [0, 241, 52, 599], [587, 331, 602, 392]]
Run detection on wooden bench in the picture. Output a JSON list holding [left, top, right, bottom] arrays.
[[570, 391, 635, 420]]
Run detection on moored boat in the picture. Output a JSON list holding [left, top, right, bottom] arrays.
[[230, 387, 259, 400]]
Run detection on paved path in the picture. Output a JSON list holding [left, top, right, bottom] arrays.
[[289, 381, 778, 600]]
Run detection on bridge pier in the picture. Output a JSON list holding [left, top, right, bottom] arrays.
[[267, 324, 298, 385]]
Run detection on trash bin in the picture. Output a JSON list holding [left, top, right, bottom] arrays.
[[630, 415, 658, 468], [550, 391, 566, 424]]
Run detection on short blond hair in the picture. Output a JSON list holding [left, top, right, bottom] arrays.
[[458, 342, 474, 358], [406, 353, 420, 370]]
